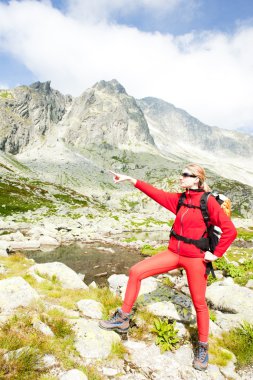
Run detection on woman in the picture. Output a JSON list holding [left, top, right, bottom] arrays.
[[99, 163, 237, 371]]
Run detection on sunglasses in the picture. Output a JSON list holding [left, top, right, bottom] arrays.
[[181, 172, 197, 178]]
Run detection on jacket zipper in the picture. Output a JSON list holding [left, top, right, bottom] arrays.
[[177, 190, 192, 254]]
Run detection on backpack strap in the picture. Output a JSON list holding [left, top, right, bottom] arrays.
[[200, 192, 211, 228], [176, 193, 186, 214]]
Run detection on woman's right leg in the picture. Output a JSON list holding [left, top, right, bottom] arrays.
[[122, 250, 180, 313]]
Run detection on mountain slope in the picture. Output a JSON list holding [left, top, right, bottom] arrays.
[[137, 97, 253, 186]]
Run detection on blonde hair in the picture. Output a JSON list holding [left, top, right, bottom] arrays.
[[185, 163, 211, 192]]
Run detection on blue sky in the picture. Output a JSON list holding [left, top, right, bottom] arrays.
[[0, 0, 253, 130], [51, 0, 253, 35]]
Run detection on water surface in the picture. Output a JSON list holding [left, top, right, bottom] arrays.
[[24, 241, 144, 286]]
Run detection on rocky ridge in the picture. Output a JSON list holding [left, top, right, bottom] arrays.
[[0, 79, 253, 191]]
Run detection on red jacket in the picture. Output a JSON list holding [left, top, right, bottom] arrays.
[[135, 180, 237, 258]]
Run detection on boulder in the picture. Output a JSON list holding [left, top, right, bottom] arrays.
[[9, 240, 40, 250], [123, 340, 224, 380], [76, 299, 103, 319], [206, 281, 253, 323], [0, 277, 39, 313], [71, 319, 120, 359], [108, 273, 161, 299], [28, 262, 88, 289], [39, 236, 60, 246]]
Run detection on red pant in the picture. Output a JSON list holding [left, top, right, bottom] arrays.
[[122, 249, 209, 342]]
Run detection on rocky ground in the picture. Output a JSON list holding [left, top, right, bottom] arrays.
[[0, 209, 253, 379]]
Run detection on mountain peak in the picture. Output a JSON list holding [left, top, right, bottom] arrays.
[[30, 81, 52, 94], [93, 79, 126, 95]]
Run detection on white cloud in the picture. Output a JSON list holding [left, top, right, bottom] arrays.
[[65, 0, 188, 23], [0, 0, 252, 130], [0, 83, 9, 89]]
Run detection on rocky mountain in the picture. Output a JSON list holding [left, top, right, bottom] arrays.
[[137, 97, 253, 186], [0, 79, 253, 215], [0, 81, 70, 154], [64, 79, 155, 150], [138, 97, 253, 157]]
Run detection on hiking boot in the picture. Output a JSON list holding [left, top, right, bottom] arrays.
[[193, 342, 209, 371], [99, 308, 130, 334]]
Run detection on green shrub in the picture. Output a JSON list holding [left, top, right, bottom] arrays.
[[209, 309, 217, 322], [213, 257, 253, 286], [152, 318, 180, 353]]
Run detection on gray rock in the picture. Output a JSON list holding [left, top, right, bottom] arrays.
[[206, 281, 253, 322], [246, 279, 253, 289], [102, 367, 120, 377], [147, 301, 180, 320], [0, 277, 39, 313], [28, 262, 88, 289], [42, 354, 58, 369], [71, 319, 120, 359], [121, 276, 158, 300], [38, 236, 60, 246], [123, 340, 222, 379], [32, 318, 54, 336], [9, 240, 40, 250], [76, 299, 103, 319]]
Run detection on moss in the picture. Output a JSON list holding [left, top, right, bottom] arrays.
[[215, 322, 253, 368], [0, 179, 56, 216], [130, 217, 169, 228], [53, 193, 88, 207], [0, 253, 34, 278], [209, 309, 217, 322], [140, 244, 167, 257], [123, 237, 138, 243], [236, 227, 253, 241], [209, 343, 233, 366], [0, 90, 13, 99]]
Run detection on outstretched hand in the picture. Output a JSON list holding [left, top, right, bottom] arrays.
[[109, 170, 137, 185]]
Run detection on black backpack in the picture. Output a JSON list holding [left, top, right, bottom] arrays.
[[170, 192, 228, 277]]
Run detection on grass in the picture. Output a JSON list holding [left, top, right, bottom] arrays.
[[210, 322, 253, 369], [0, 179, 56, 216], [0, 174, 98, 217], [209, 309, 217, 322], [0, 90, 13, 99], [25, 274, 122, 316], [130, 217, 169, 228], [0, 253, 35, 279], [129, 307, 157, 341], [236, 228, 253, 241], [209, 343, 233, 366], [140, 244, 167, 257], [0, 311, 78, 379], [123, 237, 138, 243], [108, 341, 128, 360]]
